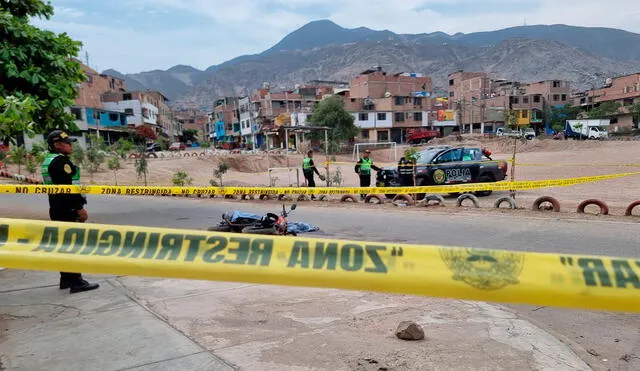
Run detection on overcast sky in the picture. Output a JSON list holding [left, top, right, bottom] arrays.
[[33, 0, 640, 74]]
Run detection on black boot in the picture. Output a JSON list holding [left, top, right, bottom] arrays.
[[69, 278, 99, 294]]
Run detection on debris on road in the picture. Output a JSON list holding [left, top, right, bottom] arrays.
[[395, 321, 425, 340]]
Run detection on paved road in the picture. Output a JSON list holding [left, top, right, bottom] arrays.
[[2, 193, 639, 370]]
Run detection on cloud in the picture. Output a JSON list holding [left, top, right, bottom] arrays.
[[33, 0, 640, 74]]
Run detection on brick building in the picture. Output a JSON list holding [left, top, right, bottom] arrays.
[[346, 67, 433, 143], [573, 73, 640, 132]]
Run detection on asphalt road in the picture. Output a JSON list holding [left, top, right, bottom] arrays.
[[2, 193, 639, 370]]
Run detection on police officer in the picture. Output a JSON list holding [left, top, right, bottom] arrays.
[[397, 156, 415, 187], [42, 130, 99, 294], [354, 150, 381, 200], [302, 150, 325, 200]]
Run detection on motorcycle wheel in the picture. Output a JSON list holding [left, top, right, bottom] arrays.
[[207, 224, 232, 232], [241, 226, 277, 235]]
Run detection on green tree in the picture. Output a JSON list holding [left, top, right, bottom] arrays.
[[213, 162, 229, 187], [172, 170, 193, 187], [70, 142, 85, 169], [181, 129, 198, 143], [308, 96, 357, 151], [629, 103, 640, 128], [0, 0, 86, 143], [548, 103, 581, 132], [8, 145, 27, 174], [107, 156, 121, 185], [85, 135, 105, 182], [0, 95, 39, 144], [587, 101, 621, 119], [134, 145, 148, 186]]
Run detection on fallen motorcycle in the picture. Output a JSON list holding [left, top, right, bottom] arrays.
[[206, 203, 318, 236]]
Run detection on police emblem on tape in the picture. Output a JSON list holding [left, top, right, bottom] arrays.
[[439, 248, 525, 290], [433, 169, 446, 184]]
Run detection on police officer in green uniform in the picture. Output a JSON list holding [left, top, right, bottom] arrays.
[[354, 150, 381, 200], [302, 150, 324, 200], [42, 130, 99, 294]]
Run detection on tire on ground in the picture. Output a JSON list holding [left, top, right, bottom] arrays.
[[240, 194, 255, 200], [364, 194, 385, 204], [297, 194, 311, 201], [532, 196, 560, 212], [340, 194, 358, 203], [392, 194, 414, 205], [146, 152, 158, 158], [317, 195, 329, 201], [625, 200, 640, 216], [418, 194, 445, 207], [494, 196, 516, 209], [577, 199, 609, 215], [259, 194, 272, 200], [456, 193, 479, 208], [224, 194, 236, 199]]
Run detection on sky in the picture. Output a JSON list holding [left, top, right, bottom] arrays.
[[31, 0, 640, 74]]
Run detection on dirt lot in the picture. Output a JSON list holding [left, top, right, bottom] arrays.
[[3, 136, 640, 217]]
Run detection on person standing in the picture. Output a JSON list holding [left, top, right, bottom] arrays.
[[42, 130, 99, 294], [354, 150, 381, 200], [302, 150, 324, 200], [397, 156, 415, 187]]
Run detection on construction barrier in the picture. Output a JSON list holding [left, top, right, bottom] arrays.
[[1, 172, 639, 197], [0, 218, 637, 313]]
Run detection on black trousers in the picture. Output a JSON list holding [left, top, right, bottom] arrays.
[[359, 174, 371, 198], [49, 208, 83, 283], [304, 171, 316, 187], [400, 175, 414, 187]]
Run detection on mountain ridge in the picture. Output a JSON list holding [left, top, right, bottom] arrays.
[[102, 21, 640, 108]]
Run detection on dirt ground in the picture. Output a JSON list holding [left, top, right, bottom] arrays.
[[3, 135, 640, 217]]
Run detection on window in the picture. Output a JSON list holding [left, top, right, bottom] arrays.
[[361, 130, 369, 139], [436, 149, 462, 163], [462, 148, 481, 161], [449, 91, 454, 97], [523, 97, 529, 104], [377, 130, 389, 142], [123, 93, 132, 100], [359, 113, 368, 121], [512, 97, 519, 104], [553, 94, 560, 101], [553, 81, 560, 88], [413, 112, 423, 121], [533, 95, 541, 103], [109, 113, 119, 121], [449, 79, 454, 86], [413, 97, 422, 106], [521, 110, 528, 118], [395, 97, 404, 105], [561, 94, 567, 101], [394, 112, 405, 122], [377, 112, 386, 121], [70, 108, 82, 120]]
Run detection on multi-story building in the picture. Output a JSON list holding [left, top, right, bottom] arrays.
[[101, 91, 161, 134], [573, 73, 640, 132], [213, 97, 240, 148], [346, 67, 433, 143]]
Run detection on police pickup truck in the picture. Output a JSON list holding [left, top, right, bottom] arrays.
[[376, 146, 508, 198]]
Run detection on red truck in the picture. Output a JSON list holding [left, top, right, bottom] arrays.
[[406, 128, 440, 144]]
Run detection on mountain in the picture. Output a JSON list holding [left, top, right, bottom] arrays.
[[104, 21, 640, 109]]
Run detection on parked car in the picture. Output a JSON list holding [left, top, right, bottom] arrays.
[[169, 142, 186, 151], [146, 143, 162, 152], [376, 146, 508, 199]]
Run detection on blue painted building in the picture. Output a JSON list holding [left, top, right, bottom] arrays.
[[85, 108, 128, 128]]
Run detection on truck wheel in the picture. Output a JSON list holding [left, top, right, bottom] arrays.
[[475, 176, 493, 197], [577, 199, 609, 215], [456, 193, 479, 208], [494, 196, 516, 209], [532, 196, 560, 212]]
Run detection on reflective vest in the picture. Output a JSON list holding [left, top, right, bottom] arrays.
[[359, 158, 372, 175], [41, 153, 80, 185], [303, 157, 313, 171], [399, 161, 413, 176]]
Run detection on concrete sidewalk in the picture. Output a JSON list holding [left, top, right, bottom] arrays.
[[0, 269, 591, 371]]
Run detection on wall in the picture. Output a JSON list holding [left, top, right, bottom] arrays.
[[74, 64, 126, 108], [352, 111, 393, 129], [239, 97, 252, 136], [103, 100, 142, 126], [350, 71, 432, 99]]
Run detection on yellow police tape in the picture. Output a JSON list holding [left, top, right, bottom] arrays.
[[0, 218, 637, 312], [323, 160, 640, 168], [1, 171, 638, 196]]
